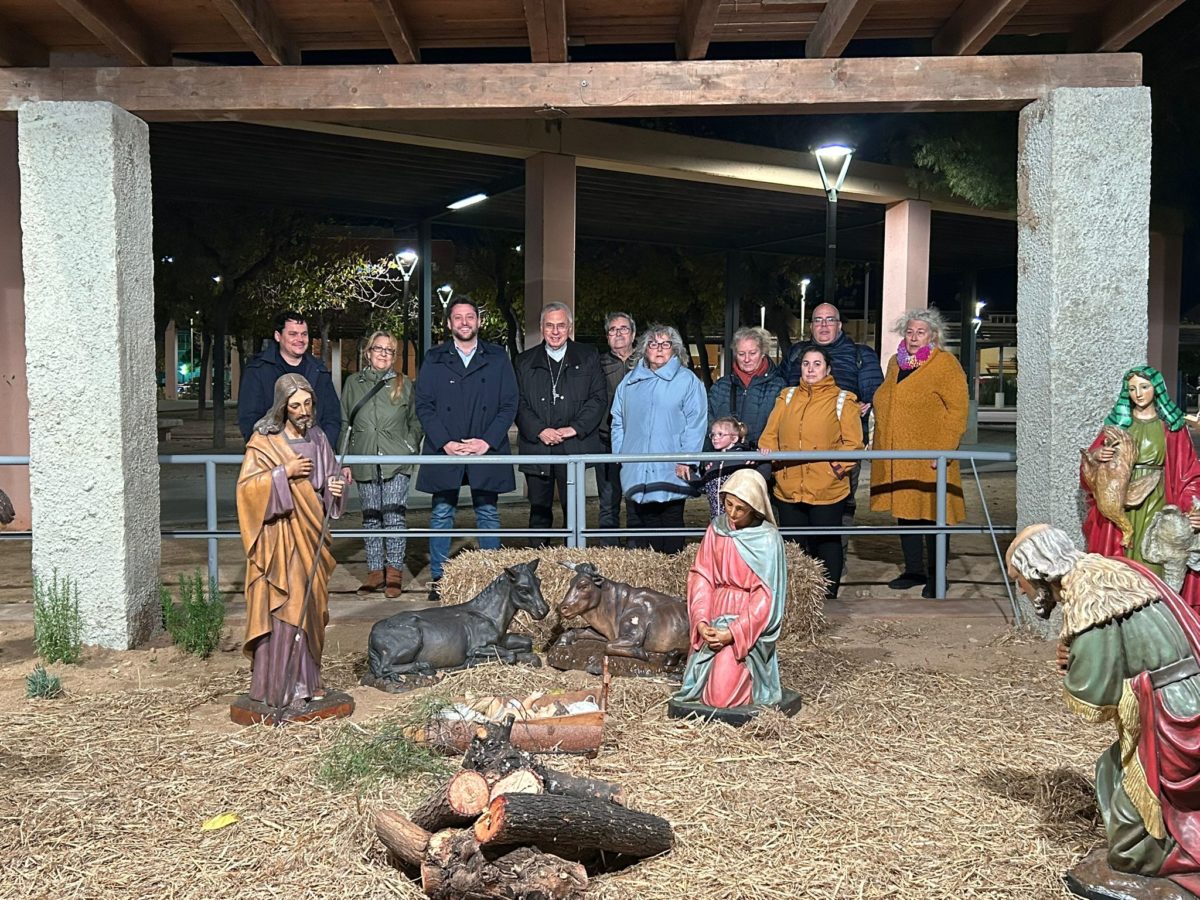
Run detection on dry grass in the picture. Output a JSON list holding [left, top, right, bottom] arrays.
[[0, 639, 1106, 899], [437, 545, 828, 649]]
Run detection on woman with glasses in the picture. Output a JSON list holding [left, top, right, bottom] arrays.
[[610, 324, 707, 553], [340, 331, 423, 598], [869, 308, 968, 598], [759, 346, 863, 598]]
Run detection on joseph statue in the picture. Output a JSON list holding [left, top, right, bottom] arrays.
[[236, 373, 346, 709]]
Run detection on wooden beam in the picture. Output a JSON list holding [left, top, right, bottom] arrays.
[[676, 0, 722, 60], [524, 0, 567, 63], [54, 0, 165, 67], [368, 0, 419, 64], [932, 0, 1030, 56], [0, 55, 1143, 121], [806, 0, 877, 59], [0, 23, 49, 67], [1090, 0, 1188, 51], [209, 0, 299, 66]]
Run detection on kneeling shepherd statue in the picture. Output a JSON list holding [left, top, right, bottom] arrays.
[[1008, 524, 1200, 894]]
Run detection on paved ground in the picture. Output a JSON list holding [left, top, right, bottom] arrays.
[[0, 400, 1023, 619]]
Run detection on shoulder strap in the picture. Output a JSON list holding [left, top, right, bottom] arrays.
[[346, 377, 390, 432], [783, 387, 797, 404], [836, 390, 848, 420]]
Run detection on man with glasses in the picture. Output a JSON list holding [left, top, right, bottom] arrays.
[[597, 312, 638, 544], [707, 326, 786, 447], [514, 302, 607, 543], [414, 297, 518, 601], [781, 303, 883, 550], [239, 310, 342, 450]]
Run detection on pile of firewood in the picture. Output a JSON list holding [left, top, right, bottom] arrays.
[[375, 719, 674, 899]]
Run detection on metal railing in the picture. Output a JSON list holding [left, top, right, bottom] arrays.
[[0, 448, 1021, 620]]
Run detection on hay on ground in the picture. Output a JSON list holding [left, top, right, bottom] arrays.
[[437, 544, 827, 650], [0, 640, 1107, 899]]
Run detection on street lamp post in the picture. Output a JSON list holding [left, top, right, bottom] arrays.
[[395, 249, 419, 373], [813, 144, 854, 307]]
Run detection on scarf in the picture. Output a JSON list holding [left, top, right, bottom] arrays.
[[735, 357, 768, 388], [1104, 365, 1185, 432], [896, 340, 932, 371]]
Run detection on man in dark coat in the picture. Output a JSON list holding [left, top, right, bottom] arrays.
[[238, 310, 342, 450], [780, 303, 884, 528], [414, 297, 518, 599], [515, 302, 607, 542], [707, 326, 786, 446], [597, 311, 637, 544]]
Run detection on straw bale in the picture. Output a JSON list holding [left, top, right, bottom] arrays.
[[0, 640, 1109, 900], [437, 545, 827, 650]]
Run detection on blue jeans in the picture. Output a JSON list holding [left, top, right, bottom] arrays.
[[429, 487, 501, 578]]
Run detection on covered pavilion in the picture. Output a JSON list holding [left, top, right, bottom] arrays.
[[0, 0, 1188, 646]]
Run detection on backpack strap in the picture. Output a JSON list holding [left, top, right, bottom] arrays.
[[783, 387, 797, 405], [836, 390, 848, 420]]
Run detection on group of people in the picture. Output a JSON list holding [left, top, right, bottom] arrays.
[[234, 299, 976, 614]]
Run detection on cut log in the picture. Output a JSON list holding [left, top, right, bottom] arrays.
[[374, 809, 430, 869], [475, 793, 674, 859], [464, 719, 626, 806], [542, 770, 625, 806], [410, 770, 490, 832], [421, 828, 587, 900], [490, 767, 544, 801]]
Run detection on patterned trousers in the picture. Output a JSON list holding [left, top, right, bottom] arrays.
[[358, 473, 410, 572]]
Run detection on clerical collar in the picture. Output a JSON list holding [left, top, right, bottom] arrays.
[[546, 343, 568, 362]]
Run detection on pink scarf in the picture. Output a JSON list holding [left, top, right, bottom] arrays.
[[896, 340, 932, 371]]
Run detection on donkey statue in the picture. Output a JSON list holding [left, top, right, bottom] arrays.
[[367, 559, 549, 681]]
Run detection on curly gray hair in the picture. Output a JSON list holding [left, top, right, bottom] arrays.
[[1007, 526, 1085, 619], [636, 324, 686, 362], [892, 307, 948, 350]]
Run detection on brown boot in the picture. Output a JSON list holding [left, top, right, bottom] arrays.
[[385, 566, 404, 599], [358, 570, 385, 595]]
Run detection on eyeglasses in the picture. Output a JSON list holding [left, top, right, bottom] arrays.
[[646, 340, 673, 351], [607, 325, 632, 334], [812, 316, 840, 325], [369, 346, 396, 356]]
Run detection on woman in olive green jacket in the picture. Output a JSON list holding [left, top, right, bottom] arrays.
[[341, 331, 423, 597]]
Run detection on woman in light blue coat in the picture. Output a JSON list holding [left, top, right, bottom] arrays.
[[611, 324, 708, 553]]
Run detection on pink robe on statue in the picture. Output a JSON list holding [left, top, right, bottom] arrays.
[[687, 531, 774, 707]]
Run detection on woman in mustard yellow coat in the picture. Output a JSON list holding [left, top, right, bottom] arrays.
[[870, 308, 968, 598], [759, 346, 864, 598]]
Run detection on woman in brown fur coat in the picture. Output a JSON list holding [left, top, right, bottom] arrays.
[[870, 308, 968, 598]]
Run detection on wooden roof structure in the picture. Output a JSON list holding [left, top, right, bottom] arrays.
[[0, 0, 1185, 68]]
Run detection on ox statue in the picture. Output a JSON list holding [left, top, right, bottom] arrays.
[[366, 560, 549, 683], [552, 562, 689, 667]]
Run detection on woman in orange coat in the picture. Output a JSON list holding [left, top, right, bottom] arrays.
[[870, 308, 968, 598], [759, 346, 864, 598]]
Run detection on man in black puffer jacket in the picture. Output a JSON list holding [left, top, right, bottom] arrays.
[[238, 310, 342, 450]]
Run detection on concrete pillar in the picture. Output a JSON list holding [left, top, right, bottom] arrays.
[[524, 153, 576, 343], [1148, 222, 1183, 400], [19, 102, 160, 649], [331, 340, 343, 395], [1016, 87, 1151, 545], [0, 122, 31, 531], [880, 199, 931, 367], [164, 319, 178, 400]]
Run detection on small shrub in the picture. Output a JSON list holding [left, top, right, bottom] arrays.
[[317, 721, 452, 793], [32, 571, 82, 665], [26, 664, 64, 700], [161, 570, 226, 658]]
